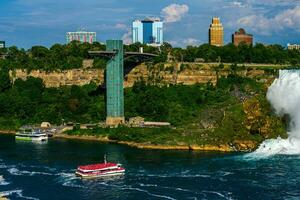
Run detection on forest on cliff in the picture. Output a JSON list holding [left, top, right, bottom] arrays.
[[0, 63, 286, 148], [0, 42, 291, 148]]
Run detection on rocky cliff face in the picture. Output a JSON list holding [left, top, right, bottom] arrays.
[[10, 68, 105, 87], [9, 62, 278, 88]]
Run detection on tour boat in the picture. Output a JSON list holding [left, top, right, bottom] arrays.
[[75, 155, 125, 178], [15, 128, 48, 142]]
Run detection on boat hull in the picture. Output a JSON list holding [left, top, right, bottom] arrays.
[[15, 136, 48, 142], [75, 169, 125, 179]]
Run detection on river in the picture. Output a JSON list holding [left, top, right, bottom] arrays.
[[0, 134, 299, 200]]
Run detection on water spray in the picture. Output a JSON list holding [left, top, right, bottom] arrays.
[[249, 70, 300, 157]]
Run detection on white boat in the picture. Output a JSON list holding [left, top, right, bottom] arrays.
[[15, 128, 48, 142], [75, 155, 125, 179]]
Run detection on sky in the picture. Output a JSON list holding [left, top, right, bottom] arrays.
[[0, 0, 300, 48]]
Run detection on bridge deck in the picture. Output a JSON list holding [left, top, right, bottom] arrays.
[[88, 51, 157, 58]]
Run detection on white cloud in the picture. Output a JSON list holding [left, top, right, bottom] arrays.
[[275, 6, 300, 31], [169, 38, 201, 47], [232, 1, 243, 7], [245, 0, 300, 7], [161, 4, 189, 23], [114, 23, 127, 30], [237, 6, 300, 35], [183, 38, 201, 46], [226, 1, 247, 8], [122, 28, 132, 44], [237, 15, 273, 35]]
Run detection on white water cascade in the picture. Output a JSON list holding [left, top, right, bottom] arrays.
[[250, 70, 300, 157]]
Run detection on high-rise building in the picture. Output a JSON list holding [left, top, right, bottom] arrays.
[[209, 17, 224, 47], [232, 28, 253, 46], [0, 41, 5, 48], [132, 18, 163, 46], [66, 30, 96, 44], [287, 43, 300, 50]]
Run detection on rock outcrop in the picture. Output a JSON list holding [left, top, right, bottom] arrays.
[[9, 62, 278, 88], [10, 68, 105, 87]]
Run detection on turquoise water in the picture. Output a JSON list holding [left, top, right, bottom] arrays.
[[0, 134, 299, 200]]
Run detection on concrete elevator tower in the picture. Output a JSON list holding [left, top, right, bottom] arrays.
[[89, 40, 156, 126], [105, 40, 125, 126]]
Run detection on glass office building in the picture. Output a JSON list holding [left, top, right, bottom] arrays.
[[132, 18, 163, 46], [66, 31, 96, 44]]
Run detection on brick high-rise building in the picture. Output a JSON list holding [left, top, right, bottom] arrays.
[[209, 17, 224, 47], [232, 28, 253, 46]]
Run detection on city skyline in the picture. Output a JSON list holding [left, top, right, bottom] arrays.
[[0, 0, 300, 48]]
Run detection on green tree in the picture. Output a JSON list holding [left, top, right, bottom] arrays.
[[0, 66, 11, 92], [214, 63, 224, 85]]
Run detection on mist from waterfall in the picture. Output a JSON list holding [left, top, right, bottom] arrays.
[[249, 70, 300, 157]]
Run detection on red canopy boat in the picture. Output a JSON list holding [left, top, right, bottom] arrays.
[[75, 155, 125, 178]]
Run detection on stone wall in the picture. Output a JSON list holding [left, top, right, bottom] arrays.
[[9, 62, 277, 88]]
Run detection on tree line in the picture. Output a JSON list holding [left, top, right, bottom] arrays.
[[0, 41, 300, 72], [171, 43, 300, 65]]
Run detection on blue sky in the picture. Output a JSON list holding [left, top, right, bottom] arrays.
[[0, 0, 300, 48]]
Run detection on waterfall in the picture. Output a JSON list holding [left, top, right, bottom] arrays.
[[249, 70, 300, 157]]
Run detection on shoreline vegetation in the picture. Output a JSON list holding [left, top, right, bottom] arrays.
[[53, 133, 234, 152], [0, 131, 247, 152], [58, 126, 267, 152], [0, 130, 15, 134], [0, 74, 288, 152]]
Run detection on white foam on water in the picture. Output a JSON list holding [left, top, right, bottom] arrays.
[[0, 164, 16, 169], [179, 174, 211, 178], [139, 183, 191, 192], [7, 168, 22, 176], [27, 165, 57, 172], [0, 176, 10, 186], [0, 165, 7, 169], [181, 170, 191, 174], [202, 190, 234, 200], [124, 187, 177, 200], [86, 181, 177, 200], [139, 183, 158, 187], [7, 168, 53, 176], [0, 189, 39, 200], [136, 173, 211, 178], [56, 172, 86, 189], [248, 70, 300, 158]]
